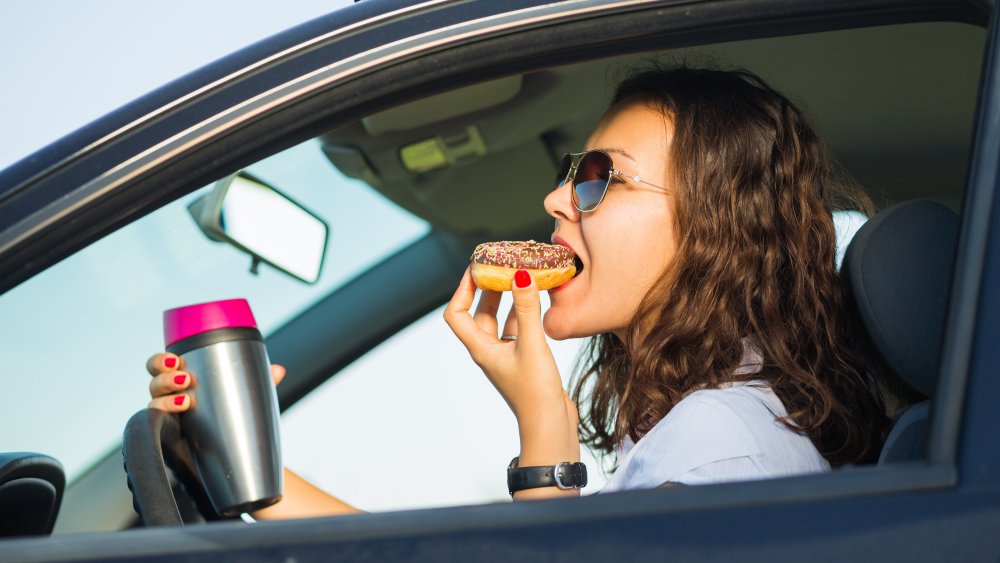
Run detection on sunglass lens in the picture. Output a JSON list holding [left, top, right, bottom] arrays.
[[554, 154, 572, 189], [574, 179, 608, 212], [573, 152, 612, 211]]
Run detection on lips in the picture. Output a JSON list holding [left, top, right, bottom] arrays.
[[551, 235, 585, 288]]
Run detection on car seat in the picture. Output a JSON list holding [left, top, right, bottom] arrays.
[[841, 200, 959, 463], [0, 452, 65, 536]]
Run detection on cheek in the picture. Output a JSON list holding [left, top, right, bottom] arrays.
[[543, 202, 676, 339], [591, 207, 676, 307], [595, 208, 674, 279], [633, 226, 677, 286], [593, 246, 657, 317]]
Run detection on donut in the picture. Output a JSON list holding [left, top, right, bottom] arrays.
[[470, 240, 576, 291]]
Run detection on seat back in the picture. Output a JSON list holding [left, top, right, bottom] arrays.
[[0, 452, 65, 537], [840, 200, 959, 464]]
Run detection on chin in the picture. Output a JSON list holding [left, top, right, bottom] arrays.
[[542, 308, 577, 340], [543, 308, 600, 340]]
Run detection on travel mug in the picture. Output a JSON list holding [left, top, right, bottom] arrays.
[[163, 298, 282, 516]]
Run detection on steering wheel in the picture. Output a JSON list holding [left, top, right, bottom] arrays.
[[122, 409, 230, 526]]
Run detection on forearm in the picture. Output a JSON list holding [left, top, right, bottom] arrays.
[[251, 467, 362, 520], [512, 397, 582, 501]]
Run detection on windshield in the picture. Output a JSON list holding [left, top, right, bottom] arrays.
[[0, 139, 429, 481]]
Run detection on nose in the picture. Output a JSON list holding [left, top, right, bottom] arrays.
[[544, 179, 580, 227]]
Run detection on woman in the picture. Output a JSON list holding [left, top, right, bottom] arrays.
[[146, 66, 890, 514]]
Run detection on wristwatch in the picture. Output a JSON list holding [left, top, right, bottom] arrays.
[[507, 456, 587, 496]]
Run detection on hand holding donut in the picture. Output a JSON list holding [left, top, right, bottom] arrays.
[[445, 262, 580, 491], [446, 266, 566, 416]]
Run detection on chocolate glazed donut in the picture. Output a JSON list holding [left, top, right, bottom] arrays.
[[470, 241, 576, 291]]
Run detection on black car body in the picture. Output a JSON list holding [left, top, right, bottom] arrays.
[[1, 0, 999, 560]]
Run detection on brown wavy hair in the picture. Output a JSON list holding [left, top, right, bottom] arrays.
[[571, 66, 892, 467]]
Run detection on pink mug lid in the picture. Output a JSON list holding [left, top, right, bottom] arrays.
[[164, 298, 258, 347]]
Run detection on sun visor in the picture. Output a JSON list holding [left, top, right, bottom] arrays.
[[361, 76, 523, 136]]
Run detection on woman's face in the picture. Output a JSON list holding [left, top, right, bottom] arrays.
[[543, 101, 679, 340]]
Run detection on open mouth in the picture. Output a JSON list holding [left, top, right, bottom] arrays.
[[552, 236, 584, 280]]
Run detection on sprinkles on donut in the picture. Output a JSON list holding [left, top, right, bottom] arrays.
[[470, 240, 576, 291]]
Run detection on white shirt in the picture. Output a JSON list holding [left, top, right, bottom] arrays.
[[600, 380, 830, 492]]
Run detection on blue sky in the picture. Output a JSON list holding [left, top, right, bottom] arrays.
[[0, 1, 349, 170]]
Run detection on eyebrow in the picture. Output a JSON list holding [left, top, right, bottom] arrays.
[[595, 147, 637, 162]]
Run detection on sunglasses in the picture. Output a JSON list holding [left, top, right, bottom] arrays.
[[554, 150, 668, 212]]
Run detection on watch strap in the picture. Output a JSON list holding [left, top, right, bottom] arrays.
[[507, 457, 587, 496]]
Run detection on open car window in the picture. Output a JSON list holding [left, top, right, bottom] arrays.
[[0, 139, 428, 482], [271, 18, 984, 511], [0, 5, 990, 543]]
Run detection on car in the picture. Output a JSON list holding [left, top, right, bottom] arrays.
[[2, 0, 999, 560]]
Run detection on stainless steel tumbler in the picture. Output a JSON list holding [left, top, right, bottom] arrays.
[[164, 298, 282, 516]]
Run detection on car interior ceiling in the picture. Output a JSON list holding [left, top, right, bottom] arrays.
[[322, 20, 984, 237], [48, 18, 988, 536]]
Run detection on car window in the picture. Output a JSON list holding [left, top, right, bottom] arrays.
[[0, 15, 986, 533], [0, 139, 428, 482]]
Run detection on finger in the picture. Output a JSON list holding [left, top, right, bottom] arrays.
[[444, 267, 494, 351], [501, 305, 517, 340], [148, 393, 191, 412], [271, 364, 286, 386], [147, 353, 184, 376], [473, 290, 501, 336], [149, 371, 192, 398], [510, 269, 544, 344]]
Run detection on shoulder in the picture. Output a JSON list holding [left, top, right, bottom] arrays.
[[602, 387, 764, 491], [601, 383, 828, 492], [648, 385, 774, 463], [684, 382, 790, 429]]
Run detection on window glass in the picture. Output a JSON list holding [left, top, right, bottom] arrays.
[[0, 139, 429, 481]]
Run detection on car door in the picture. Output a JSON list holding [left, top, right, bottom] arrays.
[[2, 0, 999, 560]]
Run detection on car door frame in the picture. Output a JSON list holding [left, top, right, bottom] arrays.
[[2, 0, 999, 559]]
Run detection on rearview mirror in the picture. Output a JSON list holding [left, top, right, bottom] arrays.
[[188, 172, 329, 283]]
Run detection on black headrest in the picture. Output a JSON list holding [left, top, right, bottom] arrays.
[[842, 200, 959, 398], [0, 452, 65, 537]]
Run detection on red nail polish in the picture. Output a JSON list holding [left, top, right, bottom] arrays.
[[174, 374, 187, 385], [174, 395, 186, 406], [164, 357, 177, 369], [515, 270, 531, 288]]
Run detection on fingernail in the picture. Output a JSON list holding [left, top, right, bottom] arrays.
[[173, 374, 187, 385], [164, 357, 177, 369], [174, 395, 186, 406], [515, 269, 531, 288]]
